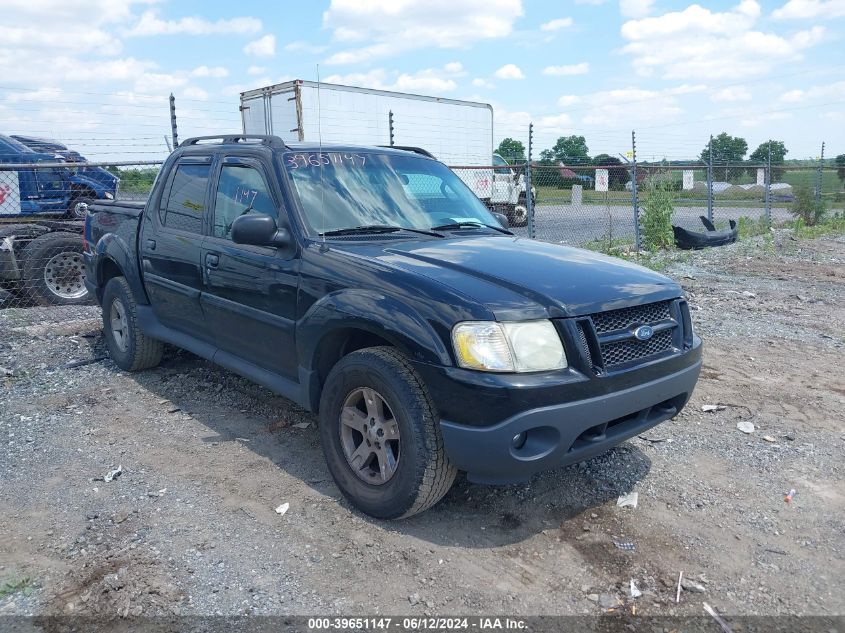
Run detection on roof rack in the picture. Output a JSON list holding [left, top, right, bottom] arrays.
[[179, 135, 288, 149], [378, 145, 435, 159]]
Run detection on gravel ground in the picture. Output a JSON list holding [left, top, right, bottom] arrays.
[[1, 232, 843, 628]]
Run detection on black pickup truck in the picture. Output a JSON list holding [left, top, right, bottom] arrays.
[[85, 135, 701, 519]]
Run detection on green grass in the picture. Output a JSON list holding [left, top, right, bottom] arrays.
[[0, 577, 34, 599], [786, 213, 845, 238]]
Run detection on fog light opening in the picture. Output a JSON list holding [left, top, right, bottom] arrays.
[[512, 432, 527, 450]]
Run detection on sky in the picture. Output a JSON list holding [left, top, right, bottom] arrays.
[[1, 0, 843, 163]]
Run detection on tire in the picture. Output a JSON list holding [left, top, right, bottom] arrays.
[[0, 224, 49, 299], [319, 346, 457, 519], [67, 195, 94, 220], [21, 232, 91, 305], [510, 200, 529, 227], [101, 276, 163, 372]]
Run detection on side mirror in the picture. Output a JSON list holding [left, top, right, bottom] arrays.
[[493, 212, 510, 228], [231, 214, 291, 248]]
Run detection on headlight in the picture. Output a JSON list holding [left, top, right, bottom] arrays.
[[104, 192, 114, 199], [452, 320, 567, 373]]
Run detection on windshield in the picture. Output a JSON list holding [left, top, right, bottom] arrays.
[[281, 151, 496, 235]]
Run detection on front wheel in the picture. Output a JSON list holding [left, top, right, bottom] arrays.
[[67, 196, 94, 220], [319, 347, 457, 519]]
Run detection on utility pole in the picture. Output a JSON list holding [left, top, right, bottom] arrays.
[[169, 93, 179, 149], [388, 110, 395, 147], [816, 141, 825, 204], [527, 122, 535, 239], [707, 134, 714, 224], [631, 130, 640, 251]]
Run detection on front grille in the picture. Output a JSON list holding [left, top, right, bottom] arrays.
[[600, 329, 673, 367], [591, 301, 671, 333], [585, 300, 678, 370]]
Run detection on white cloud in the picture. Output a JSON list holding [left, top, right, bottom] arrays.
[[778, 80, 845, 102], [494, 64, 525, 80], [191, 66, 228, 79], [247, 66, 266, 76], [543, 63, 590, 76], [325, 63, 465, 93], [620, 1, 825, 79], [557, 95, 580, 106], [772, 0, 845, 19], [244, 34, 276, 57], [620, 0, 655, 18], [472, 78, 495, 89], [711, 86, 752, 101], [540, 18, 574, 31], [182, 86, 210, 101], [323, 0, 524, 64], [125, 10, 262, 36]]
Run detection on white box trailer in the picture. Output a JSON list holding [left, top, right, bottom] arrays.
[[240, 80, 530, 226]]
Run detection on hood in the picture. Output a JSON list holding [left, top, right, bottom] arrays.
[[334, 235, 681, 319]]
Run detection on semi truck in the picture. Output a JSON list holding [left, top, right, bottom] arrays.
[[239, 80, 531, 226], [0, 134, 116, 305]]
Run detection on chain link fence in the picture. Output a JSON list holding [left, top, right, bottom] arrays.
[[1, 150, 843, 325], [450, 159, 843, 251], [0, 162, 160, 321]]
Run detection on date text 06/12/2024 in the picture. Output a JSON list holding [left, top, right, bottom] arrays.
[[307, 617, 528, 630]]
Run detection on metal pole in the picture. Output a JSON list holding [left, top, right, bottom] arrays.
[[631, 130, 640, 251], [169, 93, 179, 148], [389, 110, 395, 147], [765, 145, 771, 225], [816, 141, 825, 204], [527, 123, 535, 239], [707, 134, 713, 224]]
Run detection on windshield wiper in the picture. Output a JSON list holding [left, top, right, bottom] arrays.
[[430, 221, 513, 235], [320, 224, 444, 238]]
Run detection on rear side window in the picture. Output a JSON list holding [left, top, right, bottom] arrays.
[[162, 163, 210, 233], [213, 164, 276, 239]]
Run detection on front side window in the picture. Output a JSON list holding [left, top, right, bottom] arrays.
[[36, 167, 65, 191], [281, 151, 496, 235], [213, 164, 276, 239], [162, 163, 210, 233], [493, 154, 512, 175]]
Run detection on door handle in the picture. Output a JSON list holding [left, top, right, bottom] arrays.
[[205, 253, 219, 269], [145, 239, 156, 250]]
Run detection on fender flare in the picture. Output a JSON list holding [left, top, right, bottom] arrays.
[[298, 288, 452, 373], [95, 233, 149, 304]]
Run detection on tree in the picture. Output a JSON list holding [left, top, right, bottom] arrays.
[[749, 140, 788, 181], [592, 153, 627, 190], [496, 138, 525, 163], [700, 132, 748, 181], [836, 154, 845, 189], [541, 135, 590, 165]]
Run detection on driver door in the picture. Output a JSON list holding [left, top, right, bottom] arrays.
[[200, 155, 300, 379]]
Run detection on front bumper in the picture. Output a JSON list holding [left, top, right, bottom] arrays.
[[439, 358, 701, 484]]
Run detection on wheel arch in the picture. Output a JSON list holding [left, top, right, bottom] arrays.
[[298, 290, 452, 411]]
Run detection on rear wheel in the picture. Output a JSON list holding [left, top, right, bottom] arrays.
[[102, 276, 163, 371], [319, 346, 457, 519], [21, 232, 91, 305]]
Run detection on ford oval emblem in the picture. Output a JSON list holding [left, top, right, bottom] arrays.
[[633, 325, 654, 341]]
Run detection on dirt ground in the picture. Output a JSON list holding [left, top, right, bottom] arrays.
[[1, 233, 843, 628]]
